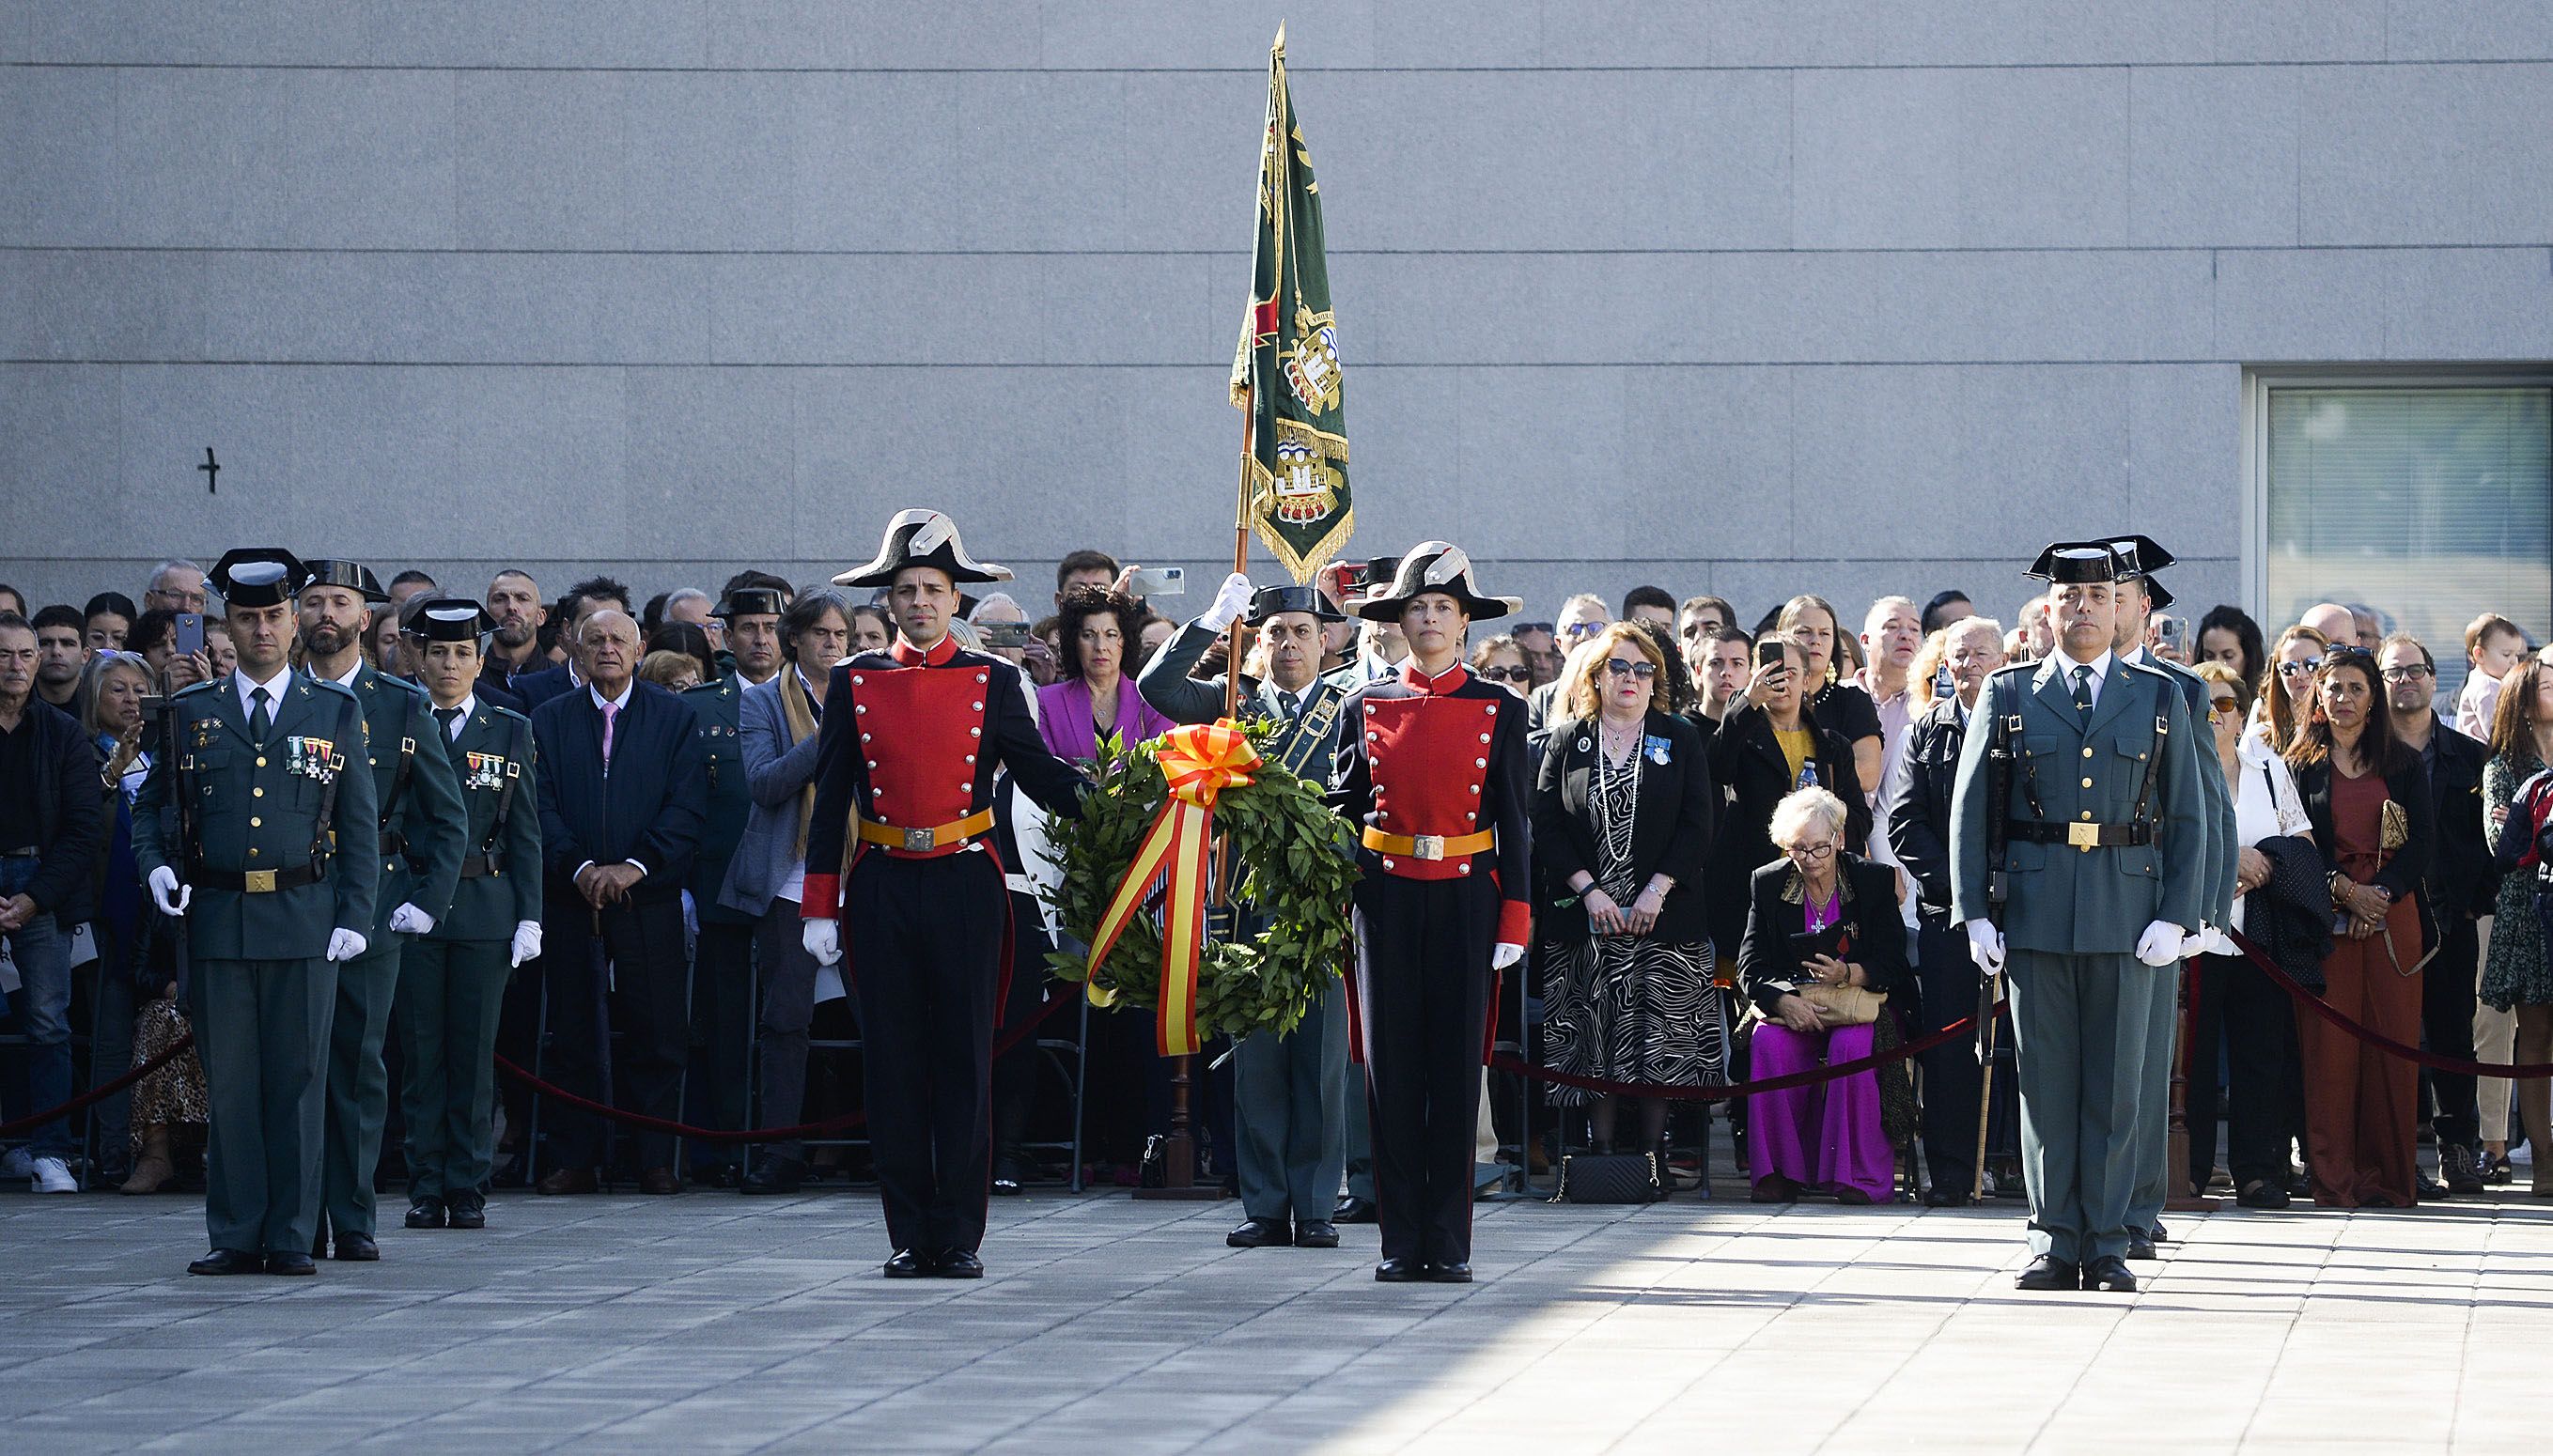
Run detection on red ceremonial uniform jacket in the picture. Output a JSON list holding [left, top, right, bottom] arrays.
[[1333, 659, 1534, 948], [800, 633, 1084, 917]]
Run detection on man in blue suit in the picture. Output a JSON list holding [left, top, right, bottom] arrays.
[[529, 606, 708, 1194]]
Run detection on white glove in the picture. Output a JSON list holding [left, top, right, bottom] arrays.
[[1491, 942, 1525, 971], [2179, 928, 2212, 959], [510, 920, 542, 968], [1963, 918, 2006, 976], [148, 865, 191, 917], [1199, 572, 1254, 633], [803, 919, 844, 968], [326, 928, 368, 963], [2135, 920, 2188, 968], [388, 902, 435, 936]]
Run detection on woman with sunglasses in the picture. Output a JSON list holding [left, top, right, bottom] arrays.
[[1532, 624, 1720, 1173], [2184, 662, 2313, 1208], [2285, 648, 2434, 1207], [2254, 624, 2331, 753], [1736, 785, 1907, 1203], [1468, 635, 1534, 693]]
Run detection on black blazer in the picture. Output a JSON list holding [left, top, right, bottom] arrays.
[[2421, 721, 2501, 924], [6, 699, 104, 926], [1705, 698, 1871, 953], [531, 680, 709, 902], [2291, 750, 2435, 920], [1736, 855, 1909, 1017], [1884, 693, 1967, 917], [1532, 711, 1717, 946]]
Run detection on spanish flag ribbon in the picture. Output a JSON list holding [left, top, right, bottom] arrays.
[[1085, 721, 1262, 1056]]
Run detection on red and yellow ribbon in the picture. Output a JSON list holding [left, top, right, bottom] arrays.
[[1085, 721, 1261, 1056]]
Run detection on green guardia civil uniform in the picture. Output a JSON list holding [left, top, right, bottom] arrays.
[[681, 671, 756, 1150], [1950, 642, 2206, 1267], [133, 668, 380, 1258], [316, 657, 465, 1244], [399, 689, 539, 1210]]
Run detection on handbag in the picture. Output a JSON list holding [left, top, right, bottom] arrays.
[[1549, 1151, 1664, 1204], [1799, 983, 1886, 1026]]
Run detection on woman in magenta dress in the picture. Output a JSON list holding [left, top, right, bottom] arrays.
[[1737, 785, 1909, 1203], [1037, 584, 1176, 765]]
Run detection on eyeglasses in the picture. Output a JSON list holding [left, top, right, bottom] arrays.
[[1478, 665, 1532, 684], [1604, 658, 1658, 680], [2276, 658, 2324, 677], [2378, 664, 2434, 682], [1779, 841, 1837, 862], [2327, 643, 2374, 661], [1562, 620, 1606, 640], [2207, 697, 2240, 720], [1513, 622, 1554, 636]]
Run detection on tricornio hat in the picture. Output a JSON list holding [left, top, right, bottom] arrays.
[[300, 558, 389, 604], [833, 509, 1014, 590], [1246, 584, 1347, 627], [2024, 542, 2125, 586], [1355, 543, 1523, 624], [712, 587, 788, 620], [404, 596, 498, 643], [2103, 535, 2177, 611], [209, 549, 306, 610]]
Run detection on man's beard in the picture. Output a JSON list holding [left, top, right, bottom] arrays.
[[495, 620, 533, 649], [305, 623, 353, 657]]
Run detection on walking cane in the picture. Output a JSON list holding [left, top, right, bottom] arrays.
[[591, 906, 615, 1184]]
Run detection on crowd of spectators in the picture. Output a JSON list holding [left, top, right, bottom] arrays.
[[3, 551, 2549, 1216]]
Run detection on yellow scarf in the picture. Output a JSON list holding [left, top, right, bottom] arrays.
[[778, 671, 821, 860]]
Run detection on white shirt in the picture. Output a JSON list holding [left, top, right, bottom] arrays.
[[234, 664, 293, 724], [2052, 648, 2114, 709], [434, 693, 477, 740], [2207, 735, 2312, 947], [326, 660, 363, 689], [574, 681, 645, 882]]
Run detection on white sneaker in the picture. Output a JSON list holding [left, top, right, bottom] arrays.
[[0, 1147, 30, 1181], [30, 1156, 76, 1194]]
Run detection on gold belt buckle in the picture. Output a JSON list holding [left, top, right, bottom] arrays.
[[2067, 822, 2100, 851], [242, 869, 278, 893], [1410, 834, 1445, 861], [901, 827, 937, 853]]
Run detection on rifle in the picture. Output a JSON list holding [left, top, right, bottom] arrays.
[[1971, 675, 2019, 1200]]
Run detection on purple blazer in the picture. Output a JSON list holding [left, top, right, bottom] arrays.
[[1037, 675, 1176, 763]]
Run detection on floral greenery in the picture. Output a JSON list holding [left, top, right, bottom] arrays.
[[1044, 720, 1358, 1042]]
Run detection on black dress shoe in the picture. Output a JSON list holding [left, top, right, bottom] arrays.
[[934, 1249, 985, 1279], [333, 1232, 380, 1262], [1374, 1258, 1424, 1282], [445, 1198, 487, 1230], [2148, 1220, 2169, 1243], [638, 1167, 682, 1196], [1923, 1186, 1973, 1208], [2125, 1231, 2156, 1262], [2015, 1255, 2080, 1292], [1227, 1216, 1290, 1248], [1333, 1196, 1378, 1224], [188, 1248, 261, 1277], [404, 1199, 447, 1230], [741, 1155, 805, 1196], [1294, 1220, 1340, 1248], [883, 1250, 933, 1278], [2235, 1179, 2291, 1210], [1427, 1262, 1472, 1283], [2082, 1255, 2137, 1293], [536, 1167, 598, 1196], [263, 1251, 318, 1277]]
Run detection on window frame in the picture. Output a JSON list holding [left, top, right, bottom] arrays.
[[2241, 363, 2553, 635]]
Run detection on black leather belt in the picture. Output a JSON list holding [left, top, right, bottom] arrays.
[[2006, 820, 2153, 849], [192, 862, 325, 893], [457, 852, 502, 878]]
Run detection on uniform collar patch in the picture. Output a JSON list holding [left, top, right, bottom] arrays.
[[891, 635, 960, 668], [1399, 660, 1470, 695]]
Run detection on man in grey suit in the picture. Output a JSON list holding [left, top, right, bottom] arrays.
[[1950, 542, 2208, 1295], [721, 591, 853, 1195], [1139, 573, 1361, 1250], [2105, 537, 2240, 1260]]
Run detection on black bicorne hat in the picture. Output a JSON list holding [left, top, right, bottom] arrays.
[[1356, 542, 1523, 624], [2103, 535, 2176, 611], [833, 510, 1014, 590]]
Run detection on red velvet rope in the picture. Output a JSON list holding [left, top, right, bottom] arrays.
[[1489, 1004, 1999, 1102], [2228, 929, 2553, 1078], [0, 1032, 199, 1139]]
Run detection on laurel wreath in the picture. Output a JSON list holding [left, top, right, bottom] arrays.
[[1043, 721, 1359, 1042]]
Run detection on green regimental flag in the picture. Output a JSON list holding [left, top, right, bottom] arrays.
[[1229, 25, 1351, 584]]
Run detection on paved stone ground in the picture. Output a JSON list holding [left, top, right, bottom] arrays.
[[3, 1177, 2548, 1454]]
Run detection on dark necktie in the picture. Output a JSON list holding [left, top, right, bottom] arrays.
[[434, 705, 461, 739], [249, 686, 273, 742], [2071, 664, 2094, 714]]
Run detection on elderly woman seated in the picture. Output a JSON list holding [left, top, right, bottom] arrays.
[[1737, 785, 1909, 1204]]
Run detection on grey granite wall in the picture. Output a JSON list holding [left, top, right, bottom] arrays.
[[5, 3, 2550, 627]]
